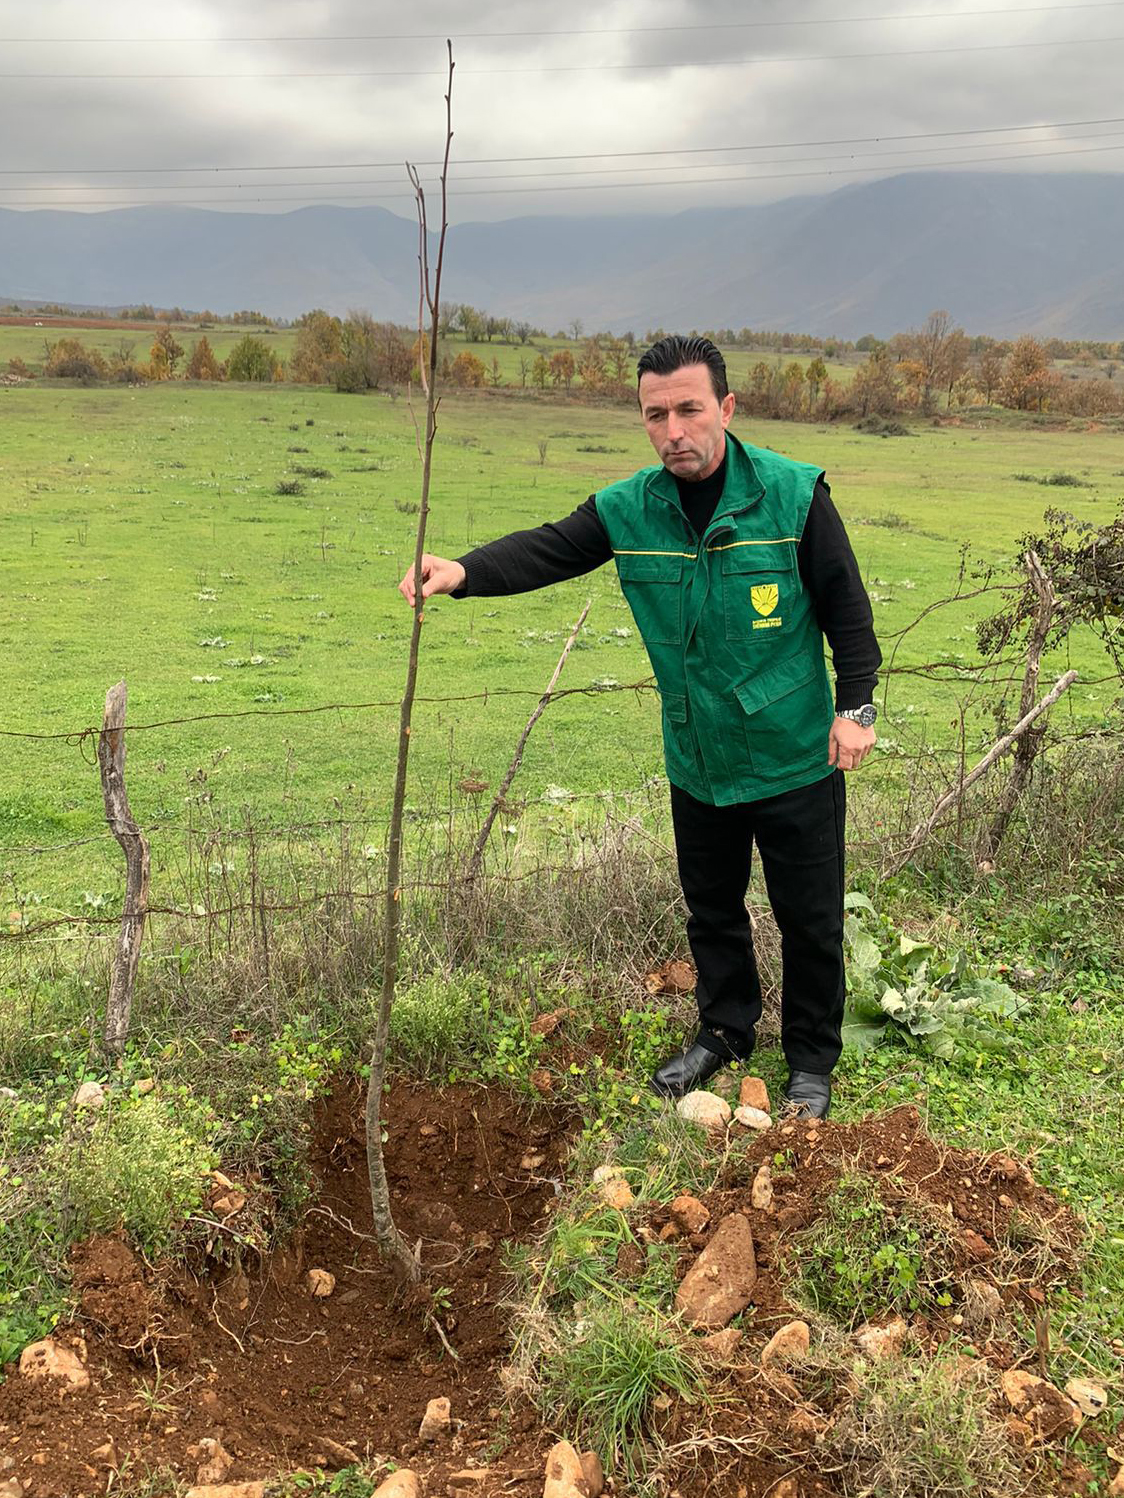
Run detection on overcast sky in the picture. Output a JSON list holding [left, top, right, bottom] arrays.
[[3, 0, 1123, 221]]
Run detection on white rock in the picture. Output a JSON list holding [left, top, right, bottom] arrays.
[[184, 1487, 266, 1498], [751, 1163, 774, 1211], [189, 1437, 233, 1486], [419, 1394, 452, 1441], [599, 1177, 633, 1209], [306, 1268, 336, 1298], [73, 1081, 106, 1110], [761, 1320, 810, 1367], [1065, 1377, 1108, 1417], [734, 1105, 772, 1131], [676, 1090, 732, 1131], [19, 1338, 90, 1390], [854, 1316, 909, 1360], [591, 1164, 625, 1185], [372, 1475, 419, 1498], [543, 1440, 586, 1498]]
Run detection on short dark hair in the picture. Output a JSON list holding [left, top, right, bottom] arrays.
[[636, 334, 728, 401]]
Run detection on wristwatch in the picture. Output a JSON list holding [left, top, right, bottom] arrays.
[[837, 704, 877, 728]]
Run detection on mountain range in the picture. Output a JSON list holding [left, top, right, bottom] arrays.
[[1, 171, 1121, 339]]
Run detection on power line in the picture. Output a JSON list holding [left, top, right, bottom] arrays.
[[3, 3, 1123, 42], [7, 129, 1124, 195], [6, 114, 1123, 176], [3, 32, 1124, 79], [5, 138, 1123, 209]]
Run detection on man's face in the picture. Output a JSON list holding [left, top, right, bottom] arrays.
[[638, 363, 735, 482]]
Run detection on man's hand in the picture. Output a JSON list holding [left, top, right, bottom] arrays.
[[828, 716, 876, 771], [398, 553, 466, 606]]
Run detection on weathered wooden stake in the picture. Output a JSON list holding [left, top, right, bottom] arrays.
[[97, 680, 151, 1059]]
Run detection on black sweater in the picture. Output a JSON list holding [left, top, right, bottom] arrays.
[[454, 457, 881, 711]]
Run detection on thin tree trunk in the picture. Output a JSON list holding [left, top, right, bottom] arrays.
[[466, 600, 591, 882], [978, 551, 1057, 862], [97, 681, 150, 1059], [364, 42, 455, 1281]]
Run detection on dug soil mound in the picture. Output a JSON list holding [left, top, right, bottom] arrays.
[[0, 1088, 1106, 1498], [0, 1079, 569, 1497]]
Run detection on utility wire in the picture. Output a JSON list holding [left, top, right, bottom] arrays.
[[6, 114, 1123, 176], [6, 129, 1124, 194], [5, 139, 1124, 208], [3, 32, 1124, 78], [3, 1, 1123, 42]]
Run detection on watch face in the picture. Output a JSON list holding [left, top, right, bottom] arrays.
[[859, 705, 877, 727]]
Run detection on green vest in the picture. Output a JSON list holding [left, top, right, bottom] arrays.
[[595, 433, 835, 806]]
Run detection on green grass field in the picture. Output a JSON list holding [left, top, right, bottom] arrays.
[[0, 375, 1121, 1488], [0, 317, 861, 388], [0, 379, 1120, 911]]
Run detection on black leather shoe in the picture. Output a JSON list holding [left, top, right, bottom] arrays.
[[650, 1042, 727, 1099], [783, 1069, 832, 1119]]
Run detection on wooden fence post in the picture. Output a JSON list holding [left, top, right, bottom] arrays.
[[97, 680, 151, 1059]]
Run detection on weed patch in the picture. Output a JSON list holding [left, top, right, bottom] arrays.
[[790, 1170, 957, 1327]]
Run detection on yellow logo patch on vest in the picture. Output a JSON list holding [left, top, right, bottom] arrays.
[[750, 583, 782, 628]]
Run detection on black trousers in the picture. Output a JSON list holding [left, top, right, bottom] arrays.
[[669, 770, 846, 1074]]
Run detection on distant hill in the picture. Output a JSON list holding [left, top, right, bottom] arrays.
[[2, 172, 1122, 339]]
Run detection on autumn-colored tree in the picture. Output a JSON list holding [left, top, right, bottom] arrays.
[[901, 310, 967, 410], [578, 338, 605, 391], [226, 334, 282, 382], [605, 337, 632, 391], [777, 361, 806, 418], [849, 347, 901, 417], [185, 335, 223, 381], [975, 344, 1007, 404], [44, 338, 108, 381], [152, 324, 184, 376], [531, 355, 550, 390], [450, 351, 486, 387], [291, 310, 342, 383], [1001, 336, 1055, 411], [549, 349, 575, 388]]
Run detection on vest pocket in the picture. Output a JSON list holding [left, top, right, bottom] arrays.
[[616, 552, 683, 645], [734, 653, 832, 781], [719, 542, 796, 642]]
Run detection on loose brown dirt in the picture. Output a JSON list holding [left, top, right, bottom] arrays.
[[0, 1079, 569, 1498], [0, 1088, 1103, 1498]]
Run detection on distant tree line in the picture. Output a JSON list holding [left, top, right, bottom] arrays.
[[10, 304, 1123, 418]]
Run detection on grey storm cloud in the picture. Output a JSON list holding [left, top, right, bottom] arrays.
[[2, 0, 1122, 219]]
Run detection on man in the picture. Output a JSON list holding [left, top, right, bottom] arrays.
[[399, 335, 880, 1118]]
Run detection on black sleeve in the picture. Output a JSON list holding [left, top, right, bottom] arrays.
[[452, 494, 612, 597], [798, 480, 882, 712]]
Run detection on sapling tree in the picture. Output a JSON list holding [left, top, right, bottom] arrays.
[[364, 43, 455, 1282]]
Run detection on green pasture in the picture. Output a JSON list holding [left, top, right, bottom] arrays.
[[0, 319, 296, 373], [0, 318, 858, 389], [0, 380, 1120, 909]]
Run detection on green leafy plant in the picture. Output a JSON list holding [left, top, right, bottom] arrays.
[[49, 1092, 217, 1255], [792, 1171, 956, 1327], [841, 893, 1023, 1058]]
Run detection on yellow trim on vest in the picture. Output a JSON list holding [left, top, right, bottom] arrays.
[[613, 547, 698, 559], [706, 537, 798, 552]]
